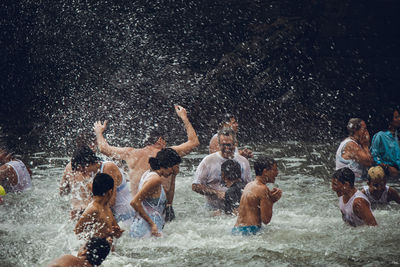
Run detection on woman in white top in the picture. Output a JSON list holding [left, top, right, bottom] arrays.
[[335, 118, 374, 180]]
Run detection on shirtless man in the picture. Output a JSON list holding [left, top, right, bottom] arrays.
[[48, 237, 111, 267], [208, 114, 253, 158], [335, 118, 374, 181], [60, 144, 124, 220], [94, 105, 199, 221], [361, 166, 400, 205], [0, 148, 32, 193], [232, 156, 282, 235], [331, 167, 377, 227], [75, 173, 123, 242]]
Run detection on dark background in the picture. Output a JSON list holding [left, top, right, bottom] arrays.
[[1, 0, 399, 154]]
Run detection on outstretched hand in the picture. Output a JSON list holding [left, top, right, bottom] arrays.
[[174, 105, 187, 119], [94, 120, 108, 135], [269, 188, 282, 203], [111, 225, 124, 238], [239, 148, 253, 159], [151, 224, 161, 237]]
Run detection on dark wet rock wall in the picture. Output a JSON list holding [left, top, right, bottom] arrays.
[[1, 0, 399, 152]]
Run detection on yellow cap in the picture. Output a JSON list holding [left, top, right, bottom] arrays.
[[0, 185, 6, 196], [368, 166, 385, 181]]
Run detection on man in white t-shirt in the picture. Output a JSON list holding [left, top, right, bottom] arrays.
[[192, 128, 252, 210]]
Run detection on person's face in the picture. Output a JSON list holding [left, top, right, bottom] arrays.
[[355, 121, 369, 142], [219, 135, 236, 159], [368, 177, 386, 196], [229, 118, 239, 133], [171, 164, 180, 176], [391, 110, 400, 129], [265, 164, 278, 183], [331, 178, 344, 196], [157, 137, 167, 148]]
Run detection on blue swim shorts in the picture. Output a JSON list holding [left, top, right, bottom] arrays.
[[231, 225, 261, 236]]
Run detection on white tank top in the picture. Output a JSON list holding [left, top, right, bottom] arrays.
[[6, 160, 32, 192], [335, 138, 366, 179], [362, 185, 389, 204], [339, 190, 371, 227], [100, 162, 135, 221]]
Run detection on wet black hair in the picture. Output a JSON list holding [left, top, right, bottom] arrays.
[[332, 167, 355, 187], [347, 118, 363, 136], [221, 160, 241, 181], [85, 237, 111, 266], [254, 156, 276, 176], [148, 148, 182, 170], [145, 127, 165, 145], [71, 144, 101, 171], [75, 130, 96, 148], [92, 173, 114, 196], [217, 127, 237, 144]]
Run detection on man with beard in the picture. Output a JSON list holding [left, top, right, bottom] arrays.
[[192, 127, 252, 210]]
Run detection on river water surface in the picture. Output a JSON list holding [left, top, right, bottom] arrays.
[[1, 142, 400, 266]]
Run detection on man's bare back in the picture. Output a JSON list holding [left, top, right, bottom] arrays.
[[235, 181, 272, 227], [94, 105, 199, 205]]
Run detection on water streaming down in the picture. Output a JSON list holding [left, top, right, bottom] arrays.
[[1, 142, 400, 266]]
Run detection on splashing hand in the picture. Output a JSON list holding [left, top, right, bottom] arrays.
[[151, 223, 161, 237], [239, 148, 253, 159], [111, 225, 124, 238], [94, 120, 108, 135]]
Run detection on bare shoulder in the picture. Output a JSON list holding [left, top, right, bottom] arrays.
[[48, 254, 79, 267]]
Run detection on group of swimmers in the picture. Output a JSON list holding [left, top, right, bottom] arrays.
[[0, 105, 399, 266], [331, 106, 400, 227]]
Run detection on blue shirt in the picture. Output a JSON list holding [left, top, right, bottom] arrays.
[[370, 130, 400, 169]]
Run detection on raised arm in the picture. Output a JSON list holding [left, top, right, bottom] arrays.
[[353, 198, 377, 226], [130, 175, 162, 237], [170, 105, 200, 157], [344, 141, 374, 167], [94, 120, 134, 161], [59, 162, 72, 196]]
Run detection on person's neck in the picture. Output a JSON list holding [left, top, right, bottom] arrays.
[[93, 195, 109, 206], [256, 175, 268, 185], [343, 187, 357, 202], [226, 179, 239, 187]]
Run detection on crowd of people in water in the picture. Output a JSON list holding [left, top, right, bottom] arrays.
[[0, 104, 399, 266]]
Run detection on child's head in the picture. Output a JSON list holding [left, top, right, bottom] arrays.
[[92, 173, 114, 197], [254, 156, 277, 183], [83, 237, 111, 266], [221, 160, 241, 185], [367, 166, 386, 195]]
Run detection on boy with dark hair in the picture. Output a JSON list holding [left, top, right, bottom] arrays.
[[49, 237, 111, 267], [221, 160, 245, 215], [331, 167, 377, 226], [232, 156, 282, 235], [75, 173, 124, 241]]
